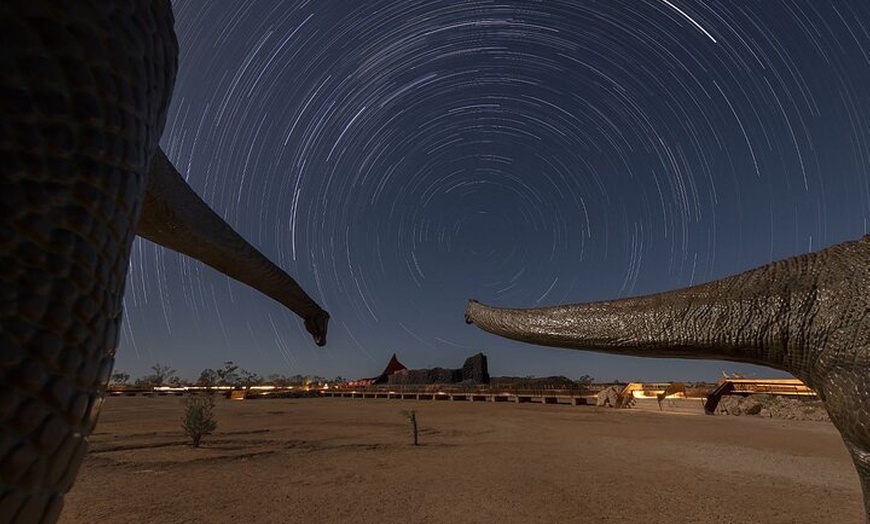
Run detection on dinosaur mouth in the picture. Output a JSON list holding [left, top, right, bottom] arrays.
[[306, 310, 330, 347]]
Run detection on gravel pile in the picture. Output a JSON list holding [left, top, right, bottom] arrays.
[[717, 394, 829, 422]]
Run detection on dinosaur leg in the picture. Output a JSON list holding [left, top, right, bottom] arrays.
[[847, 443, 870, 520], [817, 366, 870, 520]]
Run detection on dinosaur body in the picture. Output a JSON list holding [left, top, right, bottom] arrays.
[[1, 3, 325, 521]]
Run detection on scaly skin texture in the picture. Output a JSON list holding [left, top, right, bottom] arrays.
[[1, 2, 326, 522], [466, 235, 870, 519], [1, 3, 177, 521], [138, 148, 329, 345]]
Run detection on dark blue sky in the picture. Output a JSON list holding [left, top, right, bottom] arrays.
[[119, 0, 870, 382]]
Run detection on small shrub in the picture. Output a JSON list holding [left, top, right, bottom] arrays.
[[401, 410, 418, 446], [182, 394, 217, 447]]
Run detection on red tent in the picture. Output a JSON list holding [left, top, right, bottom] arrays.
[[376, 353, 407, 382], [347, 353, 407, 387]]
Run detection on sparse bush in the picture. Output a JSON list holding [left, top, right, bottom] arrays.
[[182, 394, 217, 448], [401, 410, 418, 446]]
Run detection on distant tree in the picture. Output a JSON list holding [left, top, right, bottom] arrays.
[[216, 361, 240, 386], [197, 368, 218, 388], [239, 369, 262, 388], [181, 394, 217, 448], [575, 375, 595, 387], [110, 371, 130, 386], [134, 363, 179, 387], [153, 363, 178, 385], [267, 373, 290, 387]]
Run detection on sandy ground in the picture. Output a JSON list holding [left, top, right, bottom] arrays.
[[58, 396, 863, 524]]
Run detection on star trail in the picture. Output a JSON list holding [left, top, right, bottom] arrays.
[[119, 0, 870, 383]]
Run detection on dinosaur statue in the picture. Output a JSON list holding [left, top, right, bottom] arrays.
[[1, 2, 326, 522], [140, 148, 329, 345], [466, 235, 870, 518], [656, 382, 686, 411]]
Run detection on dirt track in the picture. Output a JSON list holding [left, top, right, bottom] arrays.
[[59, 396, 863, 523]]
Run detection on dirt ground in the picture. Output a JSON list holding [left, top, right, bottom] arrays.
[[59, 396, 863, 524]]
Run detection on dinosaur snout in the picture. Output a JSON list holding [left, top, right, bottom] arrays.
[[465, 299, 479, 324], [305, 310, 330, 347]]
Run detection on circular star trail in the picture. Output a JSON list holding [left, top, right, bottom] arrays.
[[120, 0, 870, 382]]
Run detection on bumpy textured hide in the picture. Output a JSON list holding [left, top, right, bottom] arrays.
[[0, 2, 177, 522], [467, 235, 870, 517], [139, 149, 329, 345]]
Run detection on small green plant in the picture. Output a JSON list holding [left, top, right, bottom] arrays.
[[401, 410, 418, 446], [182, 394, 217, 448]]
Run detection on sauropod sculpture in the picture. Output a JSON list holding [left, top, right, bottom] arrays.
[[1, 2, 326, 522], [466, 235, 870, 519], [139, 148, 329, 345]]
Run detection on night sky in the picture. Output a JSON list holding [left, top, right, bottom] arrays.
[[119, 0, 870, 383]]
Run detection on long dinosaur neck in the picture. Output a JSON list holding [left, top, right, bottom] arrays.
[[137, 148, 325, 321], [466, 249, 828, 380]]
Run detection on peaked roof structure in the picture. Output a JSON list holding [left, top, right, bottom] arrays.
[[376, 353, 407, 382], [346, 353, 407, 387]]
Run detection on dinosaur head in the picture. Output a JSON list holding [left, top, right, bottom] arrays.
[[305, 309, 330, 347], [465, 299, 480, 324]]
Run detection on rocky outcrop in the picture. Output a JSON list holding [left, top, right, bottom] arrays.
[[387, 353, 490, 385], [717, 394, 829, 422]]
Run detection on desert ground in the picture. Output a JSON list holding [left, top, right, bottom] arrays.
[[59, 396, 863, 523]]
